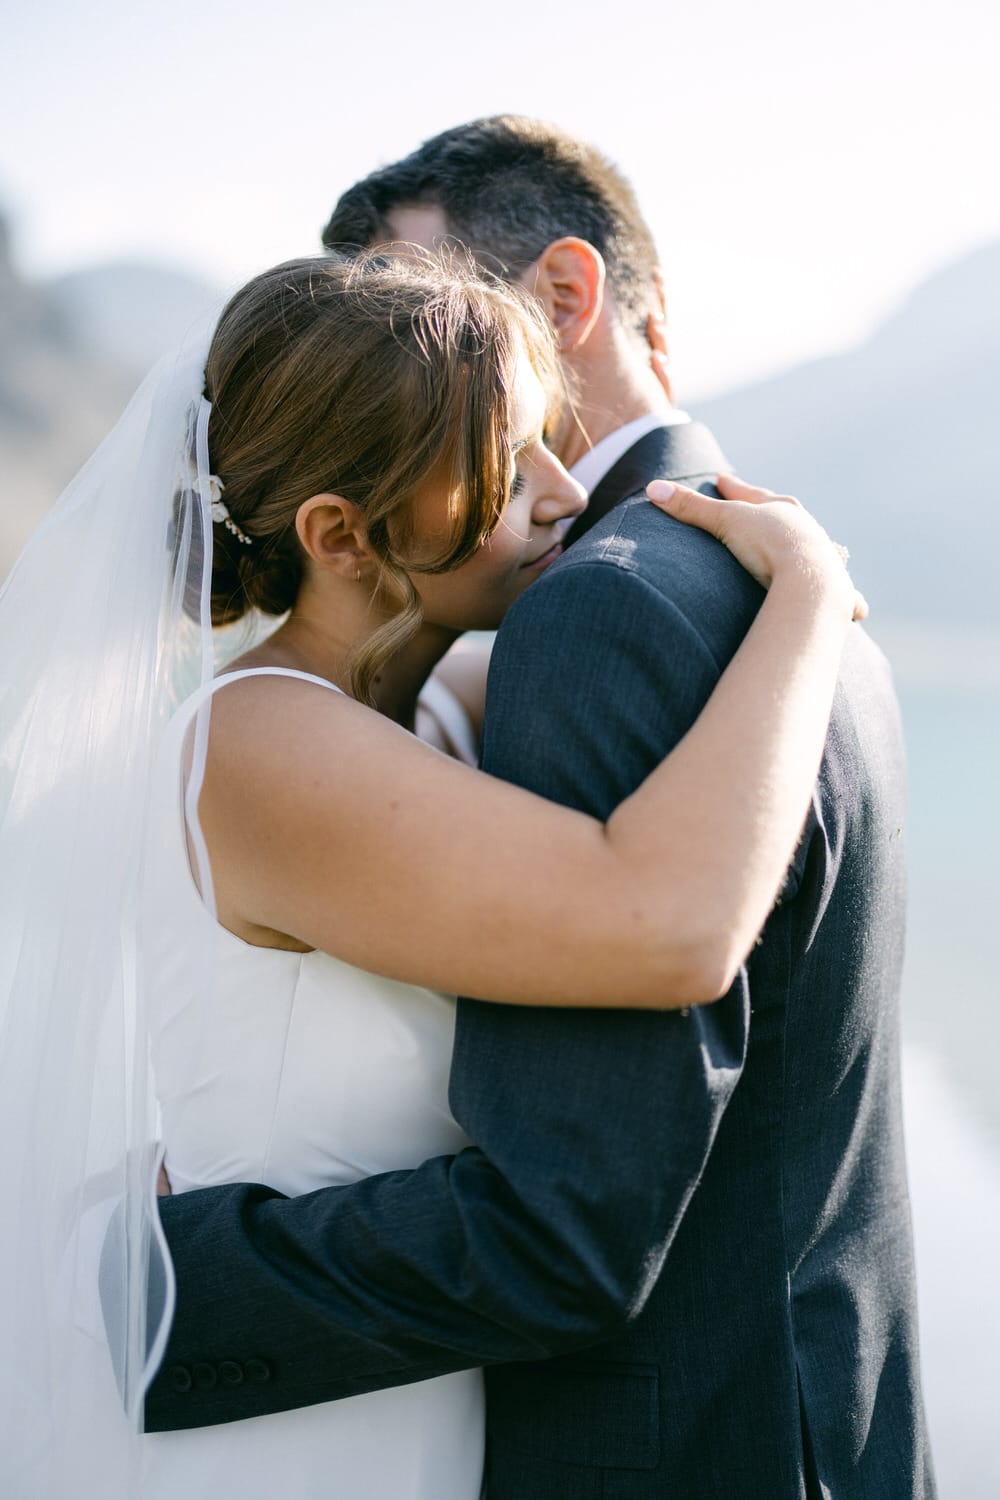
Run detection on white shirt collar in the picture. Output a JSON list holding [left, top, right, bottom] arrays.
[[569, 408, 690, 496]]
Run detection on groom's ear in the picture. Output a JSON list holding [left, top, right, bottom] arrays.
[[519, 238, 606, 354]]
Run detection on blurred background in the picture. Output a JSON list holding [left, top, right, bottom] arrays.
[[2, 0, 997, 1489]]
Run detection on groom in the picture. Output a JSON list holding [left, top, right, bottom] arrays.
[[147, 118, 934, 1496]]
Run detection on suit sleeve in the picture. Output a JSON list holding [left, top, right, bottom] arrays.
[[145, 560, 748, 1432]]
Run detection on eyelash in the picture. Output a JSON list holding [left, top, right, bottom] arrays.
[[510, 470, 527, 498]]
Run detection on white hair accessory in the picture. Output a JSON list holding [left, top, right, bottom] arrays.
[[208, 480, 253, 547], [178, 442, 252, 546]]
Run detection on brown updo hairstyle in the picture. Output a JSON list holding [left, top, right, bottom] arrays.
[[203, 251, 560, 703]]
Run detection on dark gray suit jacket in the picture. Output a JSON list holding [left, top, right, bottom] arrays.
[[147, 424, 934, 1498]]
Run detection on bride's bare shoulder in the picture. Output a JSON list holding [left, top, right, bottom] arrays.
[[201, 666, 419, 792]]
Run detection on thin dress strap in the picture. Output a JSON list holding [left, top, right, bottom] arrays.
[[181, 667, 345, 916]]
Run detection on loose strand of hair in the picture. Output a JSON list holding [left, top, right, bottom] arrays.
[[350, 561, 423, 705]]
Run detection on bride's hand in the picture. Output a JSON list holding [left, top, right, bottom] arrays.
[[647, 474, 868, 622]]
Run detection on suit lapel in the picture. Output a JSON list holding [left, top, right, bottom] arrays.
[[565, 421, 731, 547]]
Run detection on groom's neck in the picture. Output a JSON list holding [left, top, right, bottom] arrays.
[[555, 321, 674, 471]]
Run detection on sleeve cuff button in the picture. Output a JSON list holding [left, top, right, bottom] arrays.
[[167, 1365, 192, 1394]]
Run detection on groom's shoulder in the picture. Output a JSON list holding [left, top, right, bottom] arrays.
[[502, 494, 765, 650], [485, 496, 767, 711]]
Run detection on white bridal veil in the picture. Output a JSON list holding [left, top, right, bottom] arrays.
[[0, 331, 219, 1496]]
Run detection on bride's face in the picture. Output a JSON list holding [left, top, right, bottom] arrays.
[[408, 352, 587, 632]]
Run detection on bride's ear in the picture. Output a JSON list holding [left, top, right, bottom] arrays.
[[295, 494, 374, 581]]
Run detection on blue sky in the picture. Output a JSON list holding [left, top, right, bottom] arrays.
[[2, 0, 997, 396]]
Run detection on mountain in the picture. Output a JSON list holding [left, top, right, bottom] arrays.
[[0, 218, 137, 575], [0, 230, 227, 580], [46, 262, 225, 374], [694, 241, 1000, 630]]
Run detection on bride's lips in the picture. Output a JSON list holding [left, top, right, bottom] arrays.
[[521, 540, 564, 572]]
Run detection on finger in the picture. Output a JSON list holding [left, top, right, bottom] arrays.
[[716, 473, 790, 506], [647, 481, 731, 538], [646, 480, 676, 504]]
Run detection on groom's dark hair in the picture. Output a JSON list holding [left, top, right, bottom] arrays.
[[322, 116, 660, 334]]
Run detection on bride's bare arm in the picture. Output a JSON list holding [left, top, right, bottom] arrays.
[[197, 477, 860, 1009]]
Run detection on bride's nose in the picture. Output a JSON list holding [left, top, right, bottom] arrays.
[[532, 451, 588, 525]]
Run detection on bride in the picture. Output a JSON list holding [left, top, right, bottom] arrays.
[[0, 250, 863, 1499]]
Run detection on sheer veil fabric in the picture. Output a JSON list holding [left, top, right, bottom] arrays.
[[0, 330, 222, 1495]]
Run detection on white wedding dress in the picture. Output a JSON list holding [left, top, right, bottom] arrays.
[[141, 667, 485, 1500]]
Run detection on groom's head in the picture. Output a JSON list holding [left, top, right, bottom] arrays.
[[323, 116, 659, 335], [322, 117, 673, 459]]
